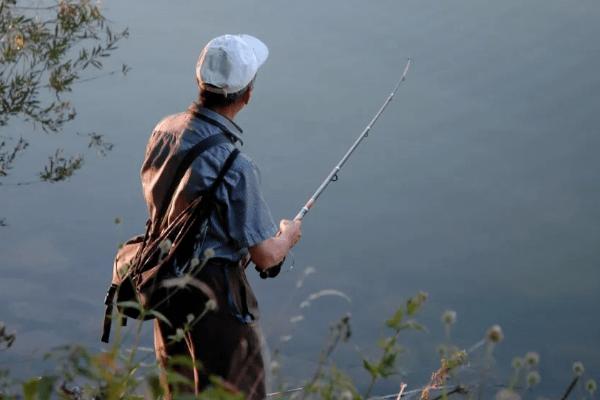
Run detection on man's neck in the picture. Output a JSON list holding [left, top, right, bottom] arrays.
[[209, 104, 242, 121]]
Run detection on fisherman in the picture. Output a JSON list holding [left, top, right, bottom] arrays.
[[140, 34, 302, 399]]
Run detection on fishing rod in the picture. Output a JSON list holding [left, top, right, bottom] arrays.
[[255, 59, 411, 278], [294, 58, 412, 221]]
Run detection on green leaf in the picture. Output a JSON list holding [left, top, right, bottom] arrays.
[[146, 374, 164, 399], [148, 310, 173, 327], [442, 350, 468, 371], [22, 376, 55, 400], [362, 359, 379, 379], [116, 301, 144, 312], [164, 370, 193, 386], [385, 308, 403, 330], [400, 320, 427, 332], [406, 291, 428, 316], [22, 378, 38, 400], [379, 352, 398, 377]]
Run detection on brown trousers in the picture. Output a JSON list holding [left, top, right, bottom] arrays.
[[153, 261, 266, 400]]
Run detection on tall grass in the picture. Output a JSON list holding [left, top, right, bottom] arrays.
[[0, 276, 597, 399]]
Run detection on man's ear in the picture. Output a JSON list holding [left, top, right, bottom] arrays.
[[243, 86, 253, 105]]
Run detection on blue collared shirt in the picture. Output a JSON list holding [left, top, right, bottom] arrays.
[[140, 104, 278, 262]]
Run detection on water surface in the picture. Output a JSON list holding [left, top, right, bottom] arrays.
[[1, 0, 599, 394]]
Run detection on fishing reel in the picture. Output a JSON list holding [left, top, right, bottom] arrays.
[[256, 257, 284, 279]]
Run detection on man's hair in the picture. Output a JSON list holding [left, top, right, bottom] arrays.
[[199, 79, 254, 109]]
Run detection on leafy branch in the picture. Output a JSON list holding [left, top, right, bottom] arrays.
[[0, 0, 128, 183], [362, 291, 428, 398], [39, 148, 82, 182]]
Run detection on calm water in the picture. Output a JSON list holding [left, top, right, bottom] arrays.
[[1, 0, 599, 394]]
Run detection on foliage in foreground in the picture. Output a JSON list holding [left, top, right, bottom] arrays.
[[0, 292, 598, 400]]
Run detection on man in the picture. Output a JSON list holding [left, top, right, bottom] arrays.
[[140, 34, 301, 399]]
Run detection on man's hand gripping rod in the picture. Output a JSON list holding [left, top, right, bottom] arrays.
[[294, 58, 412, 221]]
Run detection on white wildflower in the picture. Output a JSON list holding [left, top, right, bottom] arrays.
[[270, 360, 280, 372], [203, 248, 215, 259], [205, 299, 217, 312], [573, 361, 585, 376], [495, 388, 521, 400], [524, 351, 540, 367], [339, 390, 353, 400], [441, 310, 457, 326], [158, 239, 172, 256], [168, 328, 185, 343]]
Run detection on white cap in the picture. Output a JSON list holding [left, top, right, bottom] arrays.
[[196, 34, 269, 96]]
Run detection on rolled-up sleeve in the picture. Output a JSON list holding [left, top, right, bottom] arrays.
[[225, 157, 278, 249]]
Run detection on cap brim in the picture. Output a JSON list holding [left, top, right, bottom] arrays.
[[240, 34, 269, 67]]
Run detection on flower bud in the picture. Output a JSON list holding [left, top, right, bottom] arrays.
[[586, 379, 597, 395], [526, 371, 541, 387], [512, 357, 523, 370], [486, 325, 504, 343]]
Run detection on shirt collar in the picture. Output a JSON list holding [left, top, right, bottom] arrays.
[[188, 103, 244, 145]]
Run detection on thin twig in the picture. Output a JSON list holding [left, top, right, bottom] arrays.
[[430, 385, 468, 400], [299, 323, 346, 400], [396, 383, 407, 400], [559, 376, 579, 400], [0, 179, 43, 187], [267, 385, 466, 399]]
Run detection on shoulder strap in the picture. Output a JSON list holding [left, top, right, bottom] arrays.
[[155, 133, 231, 232], [207, 148, 240, 196]]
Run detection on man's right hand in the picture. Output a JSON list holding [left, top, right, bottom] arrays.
[[249, 218, 302, 271], [279, 219, 302, 247]]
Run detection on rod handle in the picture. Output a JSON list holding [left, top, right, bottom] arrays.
[[294, 198, 315, 221]]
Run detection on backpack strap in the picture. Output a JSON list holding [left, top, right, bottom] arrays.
[[154, 133, 233, 234], [101, 284, 117, 343], [207, 147, 240, 196]]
